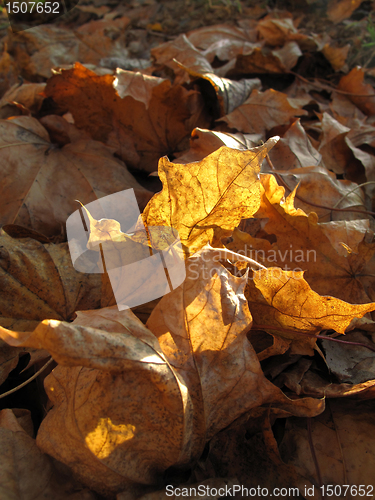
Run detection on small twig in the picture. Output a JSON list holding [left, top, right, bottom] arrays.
[[332, 181, 375, 209], [0, 357, 54, 400]]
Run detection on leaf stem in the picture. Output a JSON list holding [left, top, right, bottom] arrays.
[[0, 357, 54, 400]]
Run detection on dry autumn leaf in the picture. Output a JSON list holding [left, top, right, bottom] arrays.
[[45, 62, 209, 172], [245, 267, 375, 337], [0, 115, 151, 238], [142, 137, 279, 255], [228, 174, 375, 305], [219, 89, 307, 136], [279, 399, 375, 498], [0, 232, 102, 332], [6, 21, 129, 79], [0, 408, 96, 500], [175, 127, 262, 164], [151, 34, 214, 84], [338, 66, 375, 117], [0, 247, 323, 496], [327, 0, 364, 23]]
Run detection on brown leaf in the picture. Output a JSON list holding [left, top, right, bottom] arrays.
[[219, 89, 307, 136], [0, 408, 96, 499], [0, 232, 102, 331], [232, 41, 302, 75], [279, 399, 375, 497], [256, 17, 305, 47], [0, 115, 151, 237], [327, 0, 363, 23], [322, 43, 350, 71], [142, 138, 279, 255], [175, 127, 262, 164], [151, 34, 214, 84], [6, 21, 129, 79], [0, 50, 19, 97], [0, 340, 23, 386], [45, 63, 208, 172], [0, 248, 322, 496], [320, 330, 375, 384], [174, 62, 261, 116], [266, 166, 366, 222], [266, 118, 322, 170], [0, 82, 46, 119], [338, 66, 375, 116], [187, 24, 256, 54], [207, 409, 317, 498], [227, 174, 375, 305]]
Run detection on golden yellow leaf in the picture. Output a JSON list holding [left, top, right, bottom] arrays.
[[0, 247, 323, 497], [142, 138, 279, 255], [246, 267, 375, 337]]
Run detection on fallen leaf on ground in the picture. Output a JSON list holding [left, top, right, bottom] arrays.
[[279, 399, 375, 498], [0, 115, 151, 237], [0, 248, 323, 496], [245, 266, 375, 338], [338, 66, 375, 117], [327, 0, 364, 23], [45, 63, 209, 172], [175, 127, 262, 164], [219, 89, 307, 136], [0, 408, 96, 499], [7, 23, 127, 79], [0, 232, 102, 331], [227, 174, 375, 304], [142, 138, 279, 255], [151, 34, 213, 84]]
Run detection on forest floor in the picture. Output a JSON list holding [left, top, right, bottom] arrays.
[[1, 0, 375, 499]]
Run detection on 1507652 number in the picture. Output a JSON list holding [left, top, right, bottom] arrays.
[[5, 2, 60, 14], [320, 485, 374, 497]]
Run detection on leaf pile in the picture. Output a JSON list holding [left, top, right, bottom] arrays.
[[1, 1, 375, 499]]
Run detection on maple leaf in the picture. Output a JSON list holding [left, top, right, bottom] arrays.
[[246, 267, 375, 337], [280, 400, 375, 493], [6, 21, 129, 79], [0, 248, 323, 496], [0, 115, 151, 238], [219, 89, 307, 136], [228, 174, 375, 305], [0, 408, 94, 499], [0, 232, 102, 331], [175, 127, 262, 164], [142, 138, 279, 255], [45, 63, 209, 172], [338, 67, 375, 116]]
